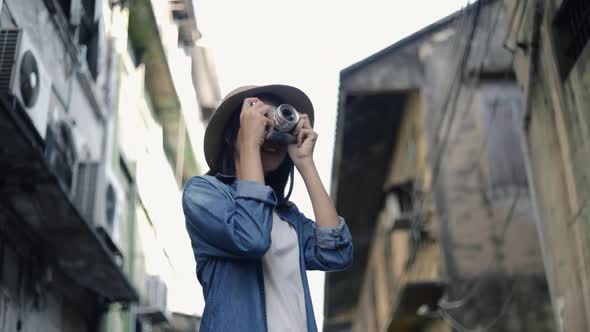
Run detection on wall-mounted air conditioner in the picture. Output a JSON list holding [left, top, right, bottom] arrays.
[[145, 275, 168, 311], [0, 29, 52, 140], [72, 161, 100, 223], [44, 109, 79, 192], [72, 161, 124, 265], [136, 275, 170, 325]]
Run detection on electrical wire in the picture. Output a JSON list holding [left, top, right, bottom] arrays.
[[439, 279, 517, 332], [406, 0, 485, 262], [407, 0, 508, 251], [403, 0, 480, 254], [438, 187, 523, 311]]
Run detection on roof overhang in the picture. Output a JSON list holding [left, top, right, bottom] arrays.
[[136, 306, 171, 325]]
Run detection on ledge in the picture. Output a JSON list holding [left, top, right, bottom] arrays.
[[136, 306, 170, 325]]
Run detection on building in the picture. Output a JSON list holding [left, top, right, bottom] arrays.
[[0, 0, 137, 330], [504, 0, 590, 330], [0, 0, 217, 330], [326, 1, 555, 331], [110, 0, 218, 330]]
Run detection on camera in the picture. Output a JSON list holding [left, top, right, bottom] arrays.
[[267, 104, 300, 145], [272, 104, 300, 133]]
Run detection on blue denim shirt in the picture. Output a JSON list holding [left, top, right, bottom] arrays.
[[182, 174, 353, 332]]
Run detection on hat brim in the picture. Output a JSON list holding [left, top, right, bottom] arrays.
[[204, 84, 314, 173]]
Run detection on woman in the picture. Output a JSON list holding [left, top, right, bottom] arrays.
[[182, 85, 353, 332]]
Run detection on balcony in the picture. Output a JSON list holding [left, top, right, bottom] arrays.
[[0, 96, 138, 303]]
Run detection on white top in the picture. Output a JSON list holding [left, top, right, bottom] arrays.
[[262, 210, 308, 332]]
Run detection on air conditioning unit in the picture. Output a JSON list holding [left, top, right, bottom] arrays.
[[144, 275, 168, 311], [137, 275, 170, 325], [72, 161, 101, 223], [0, 29, 52, 141], [103, 169, 124, 249], [45, 110, 79, 192], [72, 161, 124, 265]]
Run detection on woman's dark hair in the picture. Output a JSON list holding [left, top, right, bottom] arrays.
[[217, 94, 294, 205]]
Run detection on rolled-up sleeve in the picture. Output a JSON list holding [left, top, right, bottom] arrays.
[[300, 213, 353, 271], [315, 217, 352, 249], [182, 176, 277, 259]]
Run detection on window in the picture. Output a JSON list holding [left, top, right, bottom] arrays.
[[54, 0, 100, 79], [479, 84, 527, 193], [553, 0, 590, 79], [78, 20, 100, 79], [385, 181, 416, 231]]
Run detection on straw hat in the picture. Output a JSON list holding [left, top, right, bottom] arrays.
[[204, 84, 314, 173]]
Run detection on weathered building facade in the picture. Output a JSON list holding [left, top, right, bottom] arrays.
[[0, 0, 214, 331], [0, 0, 137, 330], [327, 1, 555, 331], [503, 0, 590, 330]]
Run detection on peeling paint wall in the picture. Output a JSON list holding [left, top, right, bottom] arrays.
[[342, 1, 556, 331], [421, 1, 554, 330]]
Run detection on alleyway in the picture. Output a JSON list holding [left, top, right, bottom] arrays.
[[1, 0, 589, 331]]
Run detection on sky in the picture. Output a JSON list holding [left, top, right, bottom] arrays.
[[192, 0, 467, 328]]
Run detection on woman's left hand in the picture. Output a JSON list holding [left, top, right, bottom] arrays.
[[288, 113, 317, 168]]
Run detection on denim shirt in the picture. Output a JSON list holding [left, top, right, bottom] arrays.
[[182, 174, 354, 332]]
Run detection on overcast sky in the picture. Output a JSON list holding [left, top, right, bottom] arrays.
[[192, 0, 467, 328]]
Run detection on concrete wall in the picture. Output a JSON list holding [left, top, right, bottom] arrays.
[[341, 2, 555, 331], [421, 1, 554, 330], [505, 0, 590, 330]]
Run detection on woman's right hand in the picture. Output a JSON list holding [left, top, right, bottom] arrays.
[[238, 97, 274, 150]]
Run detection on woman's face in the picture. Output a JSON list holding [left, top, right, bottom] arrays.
[[233, 96, 288, 174]]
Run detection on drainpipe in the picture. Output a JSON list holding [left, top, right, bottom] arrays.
[[517, 1, 561, 331]]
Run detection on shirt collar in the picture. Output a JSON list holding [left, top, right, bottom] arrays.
[[212, 172, 236, 184], [211, 172, 294, 217]]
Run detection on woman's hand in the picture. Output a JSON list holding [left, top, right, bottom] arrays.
[[288, 113, 317, 169], [236, 97, 273, 184], [238, 97, 274, 150], [288, 114, 340, 229]]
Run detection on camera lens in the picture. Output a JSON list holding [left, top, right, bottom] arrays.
[[282, 108, 295, 121], [273, 104, 300, 132]]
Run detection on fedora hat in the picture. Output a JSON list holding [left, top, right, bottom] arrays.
[[204, 84, 314, 173]]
